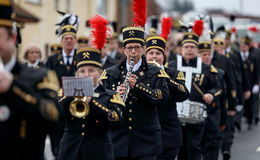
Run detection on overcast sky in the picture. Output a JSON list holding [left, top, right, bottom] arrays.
[[193, 0, 260, 16], [157, 0, 260, 16]]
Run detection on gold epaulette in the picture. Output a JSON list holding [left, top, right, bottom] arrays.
[[164, 62, 168, 68], [110, 94, 125, 107], [37, 70, 60, 93], [176, 71, 185, 81], [58, 88, 63, 97], [100, 70, 108, 80], [210, 65, 218, 73], [158, 69, 170, 79]]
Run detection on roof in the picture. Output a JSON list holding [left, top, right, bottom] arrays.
[[13, 3, 40, 23]]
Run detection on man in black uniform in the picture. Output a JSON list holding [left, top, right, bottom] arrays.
[[169, 32, 220, 160], [101, 26, 170, 160], [46, 16, 78, 85], [0, 1, 60, 159], [198, 41, 227, 160], [146, 35, 190, 160], [239, 36, 259, 129]]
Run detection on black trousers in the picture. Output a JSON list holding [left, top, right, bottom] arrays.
[[201, 132, 220, 160], [221, 115, 235, 154], [177, 123, 204, 160], [157, 148, 179, 160]]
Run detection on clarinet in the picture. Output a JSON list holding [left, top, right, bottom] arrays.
[[121, 56, 135, 103]]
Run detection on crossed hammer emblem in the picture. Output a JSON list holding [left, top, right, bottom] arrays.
[[83, 52, 90, 59], [152, 40, 157, 44], [129, 31, 135, 36]]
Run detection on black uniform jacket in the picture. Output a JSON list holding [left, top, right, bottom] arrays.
[[212, 52, 237, 110], [158, 67, 189, 150], [0, 62, 60, 160], [101, 56, 170, 157], [58, 85, 124, 160], [46, 50, 77, 85]]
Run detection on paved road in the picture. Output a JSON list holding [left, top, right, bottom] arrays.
[[227, 120, 260, 160], [45, 120, 260, 160]]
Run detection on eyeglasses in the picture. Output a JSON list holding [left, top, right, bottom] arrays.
[[183, 45, 197, 49], [125, 46, 143, 51]]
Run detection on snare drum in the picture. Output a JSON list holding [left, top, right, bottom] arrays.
[[176, 100, 207, 124]]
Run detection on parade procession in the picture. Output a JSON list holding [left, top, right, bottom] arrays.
[[1, 0, 260, 160]]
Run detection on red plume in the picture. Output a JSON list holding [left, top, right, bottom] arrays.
[[248, 26, 258, 33], [192, 20, 204, 37], [160, 17, 172, 40], [89, 15, 110, 49], [132, 0, 147, 27], [231, 27, 237, 33]]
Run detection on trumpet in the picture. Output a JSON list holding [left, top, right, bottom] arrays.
[[70, 96, 90, 118]]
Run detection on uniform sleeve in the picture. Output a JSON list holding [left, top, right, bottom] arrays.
[[131, 70, 170, 105], [90, 93, 124, 128], [0, 70, 60, 122], [168, 70, 190, 102]]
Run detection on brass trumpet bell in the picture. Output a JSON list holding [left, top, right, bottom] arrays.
[[70, 97, 90, 118]]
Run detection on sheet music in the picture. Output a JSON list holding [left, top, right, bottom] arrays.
[[62, 77, 94, 97]]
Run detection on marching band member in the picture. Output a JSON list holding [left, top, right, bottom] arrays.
[[57, 15, 124, 160]]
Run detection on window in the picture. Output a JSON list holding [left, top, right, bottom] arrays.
[[26, 0, 41, 5]]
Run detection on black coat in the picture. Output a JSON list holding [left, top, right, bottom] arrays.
[[102, 56, 116, 69], [0, 62, 60, 160], [58, 85, 124, 160], [158, 67, 189, 150], [101, 56, 170, 157], [46, 51, 77, 85], [212, 52, 237, 110]]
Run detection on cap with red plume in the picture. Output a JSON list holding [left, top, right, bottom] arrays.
[[76, 15, 110, 69], [122, 0, 146, 46], [248, 26, 258, 33], [160, 17, 172, 40], [132, 0, 147, 27], [192, 20, 204, 37], [89, 15, 110, 49], [146, 17, 173, 65]]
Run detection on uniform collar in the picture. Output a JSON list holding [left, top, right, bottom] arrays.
[[5, 55, 16, 72], [126, 57, 142, 72]]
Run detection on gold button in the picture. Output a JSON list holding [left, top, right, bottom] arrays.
[[129, 118, 132, 121], [129, 101, 132, 104], [96, 120, 99, 123], [136, 84, 139, 87], [129, 126, 132, 130], [129, 109, 132, 112], [71, 117, 74, 120], [82, 124, 85, 128], [81, 132, 85, 136]]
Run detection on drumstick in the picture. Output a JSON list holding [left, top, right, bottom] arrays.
[[192, 82, 204, 96]]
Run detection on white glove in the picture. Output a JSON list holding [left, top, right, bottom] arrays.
[[252, 85, 259, 94], [235, 105, 243, 112]]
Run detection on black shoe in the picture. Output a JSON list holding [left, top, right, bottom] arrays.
[[255, 117, 259, 125], [234, 122, 241, 131], [223, 152, 230, 160], [248, 124, 252, 130]]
